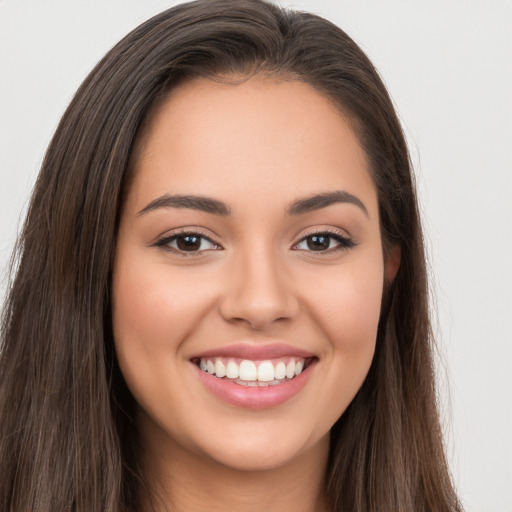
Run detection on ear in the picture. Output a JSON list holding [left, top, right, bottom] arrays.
[[385, 245, 401, 283]]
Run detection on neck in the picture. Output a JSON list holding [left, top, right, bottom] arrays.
[[139, 419, 331, 512]]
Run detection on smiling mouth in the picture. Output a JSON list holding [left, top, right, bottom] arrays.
[[193, 356, 316, 387]]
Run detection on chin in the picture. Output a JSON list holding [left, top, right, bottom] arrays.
[[191, 422, 330, 474]]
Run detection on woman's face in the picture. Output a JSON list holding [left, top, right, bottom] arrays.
[[113, 76, 392, 474]]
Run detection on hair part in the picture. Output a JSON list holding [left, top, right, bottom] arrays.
[[0, 1, 461, 510]]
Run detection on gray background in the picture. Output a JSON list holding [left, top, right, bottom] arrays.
[[1, 1, 511, 510]]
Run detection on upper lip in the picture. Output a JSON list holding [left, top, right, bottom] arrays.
[[189, 342, 316, 360]]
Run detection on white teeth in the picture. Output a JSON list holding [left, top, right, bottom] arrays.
[[214, 359, 226, 378], [198, 356, 310, 383], [286, 360, 296, 379], [257, 361, 274, 382], [239, 360, 257, 381], [226, 360, 239, 379], [274, 361, 286, 380]]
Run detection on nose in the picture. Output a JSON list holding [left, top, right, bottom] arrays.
[[218, 246, 299, 330]]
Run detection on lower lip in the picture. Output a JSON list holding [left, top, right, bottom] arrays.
[[194, 360, 316, 409]]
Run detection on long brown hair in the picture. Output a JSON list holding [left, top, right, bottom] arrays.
[[0, 1, 461, 510]]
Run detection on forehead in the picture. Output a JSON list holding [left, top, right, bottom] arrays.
[[127, 76, 377, 218]]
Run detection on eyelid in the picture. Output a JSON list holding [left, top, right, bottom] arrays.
[[154, 228, 223, 255], [152, 226, 356, 256], [292, 227, 356, 252]]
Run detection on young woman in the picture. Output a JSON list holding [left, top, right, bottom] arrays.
[[0, 1, 462, 510]]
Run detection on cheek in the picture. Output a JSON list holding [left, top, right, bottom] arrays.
[[299, 254, 384, 419], [112, 259, 216, 347], [307, 255, 384, 350], [111, 257, 217, 402]]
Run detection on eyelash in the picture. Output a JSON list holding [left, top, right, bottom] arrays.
[[154, 229, 220, 256], [292, 229, 356, 253], [154, 229, 356, 256]]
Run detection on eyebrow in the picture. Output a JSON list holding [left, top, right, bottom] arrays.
[[286, 191, 368, 217], [137, 190, 368, 217], [138, 194, 231, 216]]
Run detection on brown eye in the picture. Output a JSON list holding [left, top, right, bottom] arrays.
[[294, 232, 356, 253], [306, 234, 330, 251], [176, 235, 202, 251], [156, 232, 220, 254]]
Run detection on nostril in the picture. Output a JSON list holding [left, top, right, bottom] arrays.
[[217, 263, 299, 329], [219, 299, 298, 331]]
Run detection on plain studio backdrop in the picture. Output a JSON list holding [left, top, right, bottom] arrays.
[[0, 1, 511, 510]]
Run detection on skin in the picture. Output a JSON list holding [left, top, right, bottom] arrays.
[[112, 76, 398, 512]]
